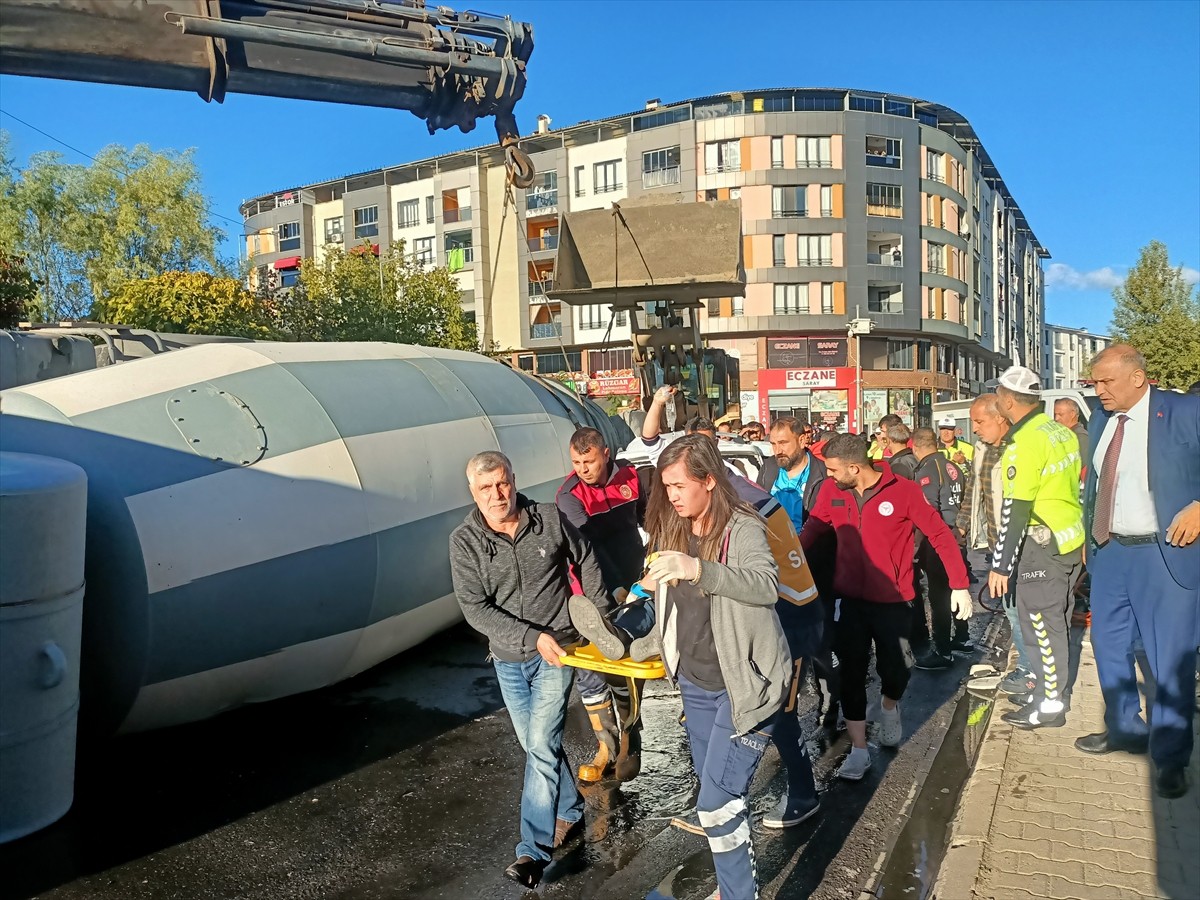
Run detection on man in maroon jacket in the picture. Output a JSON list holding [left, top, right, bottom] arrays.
[[800, 433, 971, 781]]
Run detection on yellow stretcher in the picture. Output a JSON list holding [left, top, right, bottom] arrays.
[[559, 643, 666, 680]]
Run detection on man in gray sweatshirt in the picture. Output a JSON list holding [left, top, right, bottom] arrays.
[[448, 450, 610, 889]]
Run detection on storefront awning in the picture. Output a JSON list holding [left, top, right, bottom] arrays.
[[273, 256, 301, 270]]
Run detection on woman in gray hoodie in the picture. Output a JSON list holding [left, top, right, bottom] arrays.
[[642, 434, 789, 900]]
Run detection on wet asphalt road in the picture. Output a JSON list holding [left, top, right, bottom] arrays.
[[1, 608, 998, 900]]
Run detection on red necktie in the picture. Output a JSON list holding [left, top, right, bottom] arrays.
[[1092, 414, 1128, 545]]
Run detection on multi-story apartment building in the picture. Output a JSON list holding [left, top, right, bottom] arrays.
[[241, 88, 1047, 430], [1042, 324, 1111, 389]]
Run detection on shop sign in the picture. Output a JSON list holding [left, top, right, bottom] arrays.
[[766, 338, 809, 369], [586, 372, 640, 396], [808, 337, 847, 367], [784, 368, 838, 388]]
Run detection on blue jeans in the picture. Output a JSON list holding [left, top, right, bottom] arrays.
[[679, 673, 774, 900], [493, 657, 584, 862]]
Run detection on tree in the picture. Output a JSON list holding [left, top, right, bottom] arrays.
[[282, 241, 477, 350], [1110, 241, 1200, 389], [0, 249, 37, 328], [102, 271, 275, 339], [0, 132, 223, 321]]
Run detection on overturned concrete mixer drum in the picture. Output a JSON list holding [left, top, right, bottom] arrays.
[[0, 342, 626, 736]]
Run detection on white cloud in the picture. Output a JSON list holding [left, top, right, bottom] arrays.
[[1046, 262, 1200, 291], [1045, 263, 1124, 291]]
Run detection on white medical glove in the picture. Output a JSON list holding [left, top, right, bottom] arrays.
[[646, 550, 700, 586], [950, 588, 972, 621]]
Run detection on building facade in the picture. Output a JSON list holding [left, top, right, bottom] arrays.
[[1042, 324, 1111, 389], [241, 88, 1048, 431]]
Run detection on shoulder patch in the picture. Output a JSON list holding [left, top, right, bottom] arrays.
[[948, 465, 959, 481], [1007, 465, 1017, 480], [920, 477, 932, 486]]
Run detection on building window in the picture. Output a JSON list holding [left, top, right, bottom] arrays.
[[773, 235, 786, 267], [797, 136, 831, 168], [884, 99, 913, 117], [323, 216, 343, 244], [926, 149, 944, 183], [707, 297, 721, 317], [425, 195, 435, 224], [704, 189, 719, 202], [797, 235, 832, 266], [277, 221, 301, 252], [279, 268, 301, 288], [774, 283, 805, 315], [445, 231, 474, 263], [414, 237, 434, 265], [580, 304, 607, 329], [820, 282, 834, 314], [594, 160, 621, 193], [574, 165, 586, 197], [820, 185, 833, 217], [868, 286, 903, 314], [917, 340, 931, 370], [937, 343, 953, 374], [927, 243, 945, 275], [353, 206, 379, 239], [866, 183, 902, 217], [865, 136, 901, 168], [772, 186, 807, 218], [397, 198, 420, 228], [536, 351, 581, 374], [850, 94, 883, 113], [527, 171, 558, 209], [732, 296, 744, 316], [704, 139, 740, 174], [887, 340, 914, 370], [642, 146, 681, 187], [770, 137, 784, 169]]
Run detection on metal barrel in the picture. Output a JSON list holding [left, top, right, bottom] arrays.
[[0, 452, 87, 843], [0, 342, 618, 735]]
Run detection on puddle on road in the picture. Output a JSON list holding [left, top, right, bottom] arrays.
[[875, 689, 994, 899], [645, 849, 716, 900]]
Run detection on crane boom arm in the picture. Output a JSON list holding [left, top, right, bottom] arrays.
[[0, 0, 533, 143]]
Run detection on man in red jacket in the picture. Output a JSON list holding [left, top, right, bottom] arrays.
[[800, 434, 972, 781]]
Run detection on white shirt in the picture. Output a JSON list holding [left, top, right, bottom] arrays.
[[1092, 388, 1158, 535]]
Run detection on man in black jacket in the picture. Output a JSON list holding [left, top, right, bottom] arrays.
[[449, 450, 611, 888]]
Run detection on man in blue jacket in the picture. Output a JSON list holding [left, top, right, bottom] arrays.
[[1076, 345, 1200, 799]]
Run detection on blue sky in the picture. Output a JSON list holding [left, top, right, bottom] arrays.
[[1, 0, 1197, 335]]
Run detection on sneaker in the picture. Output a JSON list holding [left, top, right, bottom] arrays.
[[670, 809, 704, 835], [880, 703, 902, 748], [568, 595, 629, 660], [836, 747, 872, 781], [1001, 700, 1066, 729], [914, 650, 953, 670], [761, 794, 821, 829], [949, 637, 976, 653], [999, 670, 1036, 696], [628, 629, 662, 662]]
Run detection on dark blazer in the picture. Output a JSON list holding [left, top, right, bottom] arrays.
[[1084, 388, 1200, 589], [757, 452, 827, 513]]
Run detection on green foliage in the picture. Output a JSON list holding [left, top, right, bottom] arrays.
[[280, 241, 477, 350], [0, 131, 223, 321], [1110, 241, 1200, 389], [102, 271, 274, 339], [0, 249, 37, 328]]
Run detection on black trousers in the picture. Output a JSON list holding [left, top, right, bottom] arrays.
[[918, 539, 969, 654], [810, 593, 842, 721], [835, 596, 915, 722]]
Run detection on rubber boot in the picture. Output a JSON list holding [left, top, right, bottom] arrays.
[[612, 679, 643, 782], [578, 696, 619, 783]]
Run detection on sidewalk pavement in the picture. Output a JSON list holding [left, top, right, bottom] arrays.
[[936, 633, 1200, 900]]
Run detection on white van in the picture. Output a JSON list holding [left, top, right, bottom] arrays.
[[932, 388, 1099, 446]]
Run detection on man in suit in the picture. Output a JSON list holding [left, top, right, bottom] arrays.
[[1075, 345, 1200, 800]]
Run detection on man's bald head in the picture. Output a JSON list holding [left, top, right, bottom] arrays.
[[1092, 343, 1147, 374]]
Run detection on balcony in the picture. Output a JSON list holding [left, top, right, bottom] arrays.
[[927, 263, 946, 275], [643, 166, 681, 188], [868, 294, 904, 314], [528, 279, 554, 297], [868, 251, 903, 266], [443, 207, 473, 224], [595, 182, 623, 194], [446, 246, 475, 264], [531, 322, 563, 339], [704, 163, 740, 174], [820, 207, 834, 217], [797, 257, 833, 266], [526, 190, 558, 210], [528, 234, 559, 252], [772, 207, 807, 219], [867, 203, 902, 218]]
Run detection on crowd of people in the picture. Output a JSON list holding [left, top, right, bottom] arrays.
[[447, 344, 1199, 897]]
